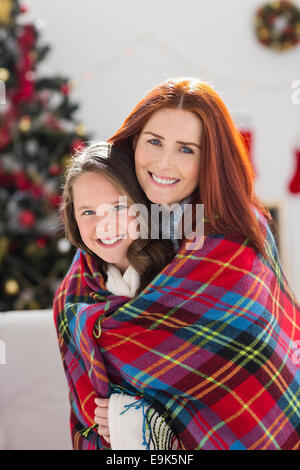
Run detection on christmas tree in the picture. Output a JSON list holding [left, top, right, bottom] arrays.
[[0, 0, 90, 311]]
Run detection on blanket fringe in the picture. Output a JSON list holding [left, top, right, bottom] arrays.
[[114, 389, 179, 450], [118, 396, 151, 449], [81, 423, 98, 438]]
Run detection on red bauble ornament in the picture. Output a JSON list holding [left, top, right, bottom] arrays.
[[0, 125, 11, 150], [70, 138, 85, 154], [13, 171, 31, 190], [30, 184, 43, 199], [19, 210, 36, 228], [19, 75, 34, 101], [36, 238, 46, 248], [0, 168, 13, 186], [49, 193, 62, 208], [49, 164, 62, 176], [61, 84, 70, 95], [18, 25, 36, 50], [288, 149, 300, 194], [45, 115, 62, 131]]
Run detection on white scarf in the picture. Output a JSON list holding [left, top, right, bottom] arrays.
[[105, 264, 140, 298]]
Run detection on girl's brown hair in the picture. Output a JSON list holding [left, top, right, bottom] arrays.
[[60, 142, 175, 293], [108, 77, 272, 260]]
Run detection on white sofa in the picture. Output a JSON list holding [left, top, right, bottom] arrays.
[[0, 310, 72, 450]]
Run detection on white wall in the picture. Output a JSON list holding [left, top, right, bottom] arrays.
[[23, 0, 300, 298]]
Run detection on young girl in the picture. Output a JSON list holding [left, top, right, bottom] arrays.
[[58, 141, 179, 449]]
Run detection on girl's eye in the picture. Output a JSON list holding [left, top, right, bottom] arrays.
[[148, 138, 161, 146], [82, 210, 95, 216], [113, 205, 128, 212], [181, 146, 193, 154]]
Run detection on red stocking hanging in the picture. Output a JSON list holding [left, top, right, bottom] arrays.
[[288, 149, 300, 194]]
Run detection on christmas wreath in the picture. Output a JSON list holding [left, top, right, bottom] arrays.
[[255, 0, 300, 52]]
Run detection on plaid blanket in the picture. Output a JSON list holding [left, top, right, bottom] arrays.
[[53, 208, 300, 450]]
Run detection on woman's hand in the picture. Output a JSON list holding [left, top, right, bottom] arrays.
[[94, 398, 110, 443]]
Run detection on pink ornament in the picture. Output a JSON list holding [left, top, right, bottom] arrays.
[[19, 210, 36, 228], [20, 5, 28, 14], [61, 84, 70, 95]]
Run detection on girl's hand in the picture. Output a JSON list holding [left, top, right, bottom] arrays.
[[94, 398, 110, 443]]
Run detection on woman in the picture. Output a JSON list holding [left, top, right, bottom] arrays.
[[55, 77, 300, 450], [108, 77, 268, 250]]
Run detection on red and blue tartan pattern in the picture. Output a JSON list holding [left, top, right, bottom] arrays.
[[53, 208, 300, 450]]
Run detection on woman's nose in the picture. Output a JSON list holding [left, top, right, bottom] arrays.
[[156, 149, 173, 170]]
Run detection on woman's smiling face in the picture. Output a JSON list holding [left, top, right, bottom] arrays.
[[134, 108, 203, 205]]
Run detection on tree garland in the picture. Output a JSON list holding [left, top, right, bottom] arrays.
[[255, 0, 300, 52]]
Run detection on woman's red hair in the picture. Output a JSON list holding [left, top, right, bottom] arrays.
[[108, 77, 272, 260]]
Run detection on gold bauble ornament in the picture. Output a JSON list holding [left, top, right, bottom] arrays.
[[258, 28, 269, 40], [28, 169, 42, 184], [68, 79, 76, 90], [19, 116, 32, 132], [28, 300, 40, 309], [282, 41, 291, 51], [76, 124, 86, 136], [4, 279, 19, 296], [0, 237, 9, 263], [62, 154, 72, 168], [0, 0, 14, 26], [25, 242, 39, 257], [0, 68, 10, 82], [272, 1, 281, 9], [29, 51, 38, 61]]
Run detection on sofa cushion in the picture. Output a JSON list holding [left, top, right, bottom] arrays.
[[0, 310, 72, 450]]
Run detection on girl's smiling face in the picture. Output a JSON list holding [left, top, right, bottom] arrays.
[[134, 108, 203, 205], [73, 171, 137, 273]]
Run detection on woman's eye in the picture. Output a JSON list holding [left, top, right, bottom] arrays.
[[148, 139, 161, 146], [181, 146, 193, 154]]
